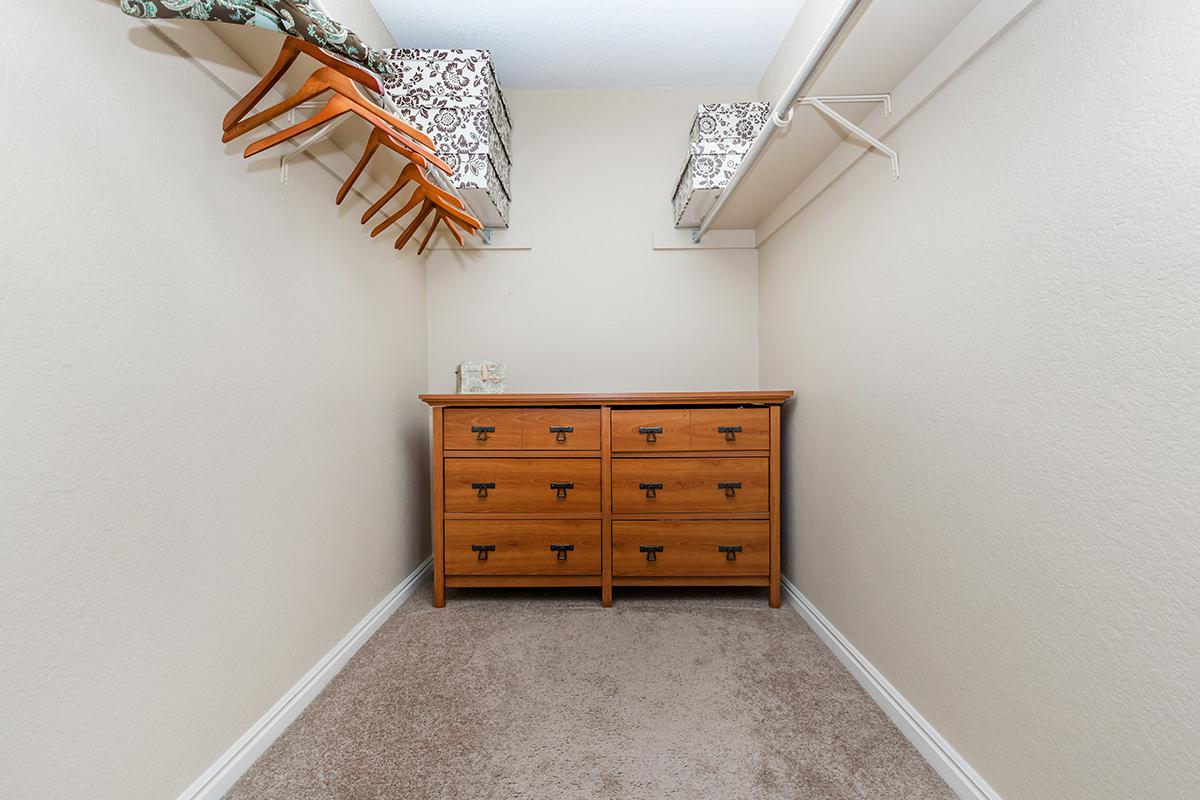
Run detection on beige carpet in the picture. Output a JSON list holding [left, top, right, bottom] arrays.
[[227, 584, 954, 799]]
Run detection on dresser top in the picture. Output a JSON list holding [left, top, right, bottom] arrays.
[[419, 391, 793, 408]]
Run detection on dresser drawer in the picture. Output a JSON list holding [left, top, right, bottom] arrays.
[[443, 408, 523, 450], [521, 409, 601, 450], [444, 458, 602, 513], [611, 409, 691, 451], [611, 457, 769, 513], [690, 408, 770, 450], [444, 520, 601, 575], [613, 520, 769, 576]]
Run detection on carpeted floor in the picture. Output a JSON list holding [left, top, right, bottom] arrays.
[[227, 583, 954, 799]]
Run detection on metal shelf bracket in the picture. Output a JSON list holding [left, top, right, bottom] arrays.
[[280, 111, 351, 187], [798, 94, 899, 179]]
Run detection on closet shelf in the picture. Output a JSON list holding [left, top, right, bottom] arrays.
[[692, 0, 1003, 244], [121, 0, 512, 250]]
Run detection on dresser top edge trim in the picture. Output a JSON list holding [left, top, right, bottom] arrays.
[[419, 391, 793, 408]]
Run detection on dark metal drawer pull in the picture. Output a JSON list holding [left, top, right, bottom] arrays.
[[550, 481, 575, 499], [471, 481, 496, 498], [471, 425, 495, 441], [718, 425, 742, 442], [718, 481, 742, 497], [638, 426, 663, 443], [640, 545, 664, 562], [639, 482, 664, 499], [471, 544, 495, 561], [549, 425, 574, 442], [549, 544, 575, 561], [719, 545, 743, 561]]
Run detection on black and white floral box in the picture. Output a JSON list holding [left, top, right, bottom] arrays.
[[690, 102, 771, 145], [382, 48, 513, 158], [382, 48, 514, 228], [671, 103, 769, 228], [389, 105, 512, 199], [443, 154, 511, 225]]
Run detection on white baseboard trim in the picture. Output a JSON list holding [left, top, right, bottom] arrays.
[[176, 556, 433, 800], [781, 577, 1001, 800]]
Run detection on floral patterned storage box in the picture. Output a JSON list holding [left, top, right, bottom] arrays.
[[392, 106, 512, 197], [441, 154, 511, 225], [690, 102, 771, 145], [672, 102, 770, 228], [382, 49, 513, 228], [383, 50, 512, 155]]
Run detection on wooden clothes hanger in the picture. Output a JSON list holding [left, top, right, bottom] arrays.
[[220, 34, 482, 252], [384, 194, 477, 254], [427, 207, 470, 249], [420, 204, 473, 252], [336, 128, 454, 206], [370, 186, 479, 237], [365, 166, 481, 238], [389, 198, 472, 254], [222, 37, 396, 134], [395, 200, 437, 251], [225, 66, 437, 164], [235, 75, 481, 250], [360, 161, 465, 224], [240, 91, 438, 163]]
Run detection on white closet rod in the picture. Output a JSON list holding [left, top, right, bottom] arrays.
[[692, 0, 866, 243]]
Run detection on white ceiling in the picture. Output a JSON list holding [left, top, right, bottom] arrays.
[[372, 0, 807, 89]]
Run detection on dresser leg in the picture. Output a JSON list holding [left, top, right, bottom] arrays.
[[769, 404, 782, 610], [602, 585, 612, 607], [431, 405, 445, 609], [433, 571, 445, 608]]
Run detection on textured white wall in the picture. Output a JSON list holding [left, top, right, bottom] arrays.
[[0, 4, 430, 799], [424, 88, 761, 393], [758, 1, 1200, 798]]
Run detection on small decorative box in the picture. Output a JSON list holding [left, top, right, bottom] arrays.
[[390, 105, 513, 195], [672, 141, 753, 228], [456, 361, 507, 394], [690, 102, 771, 145], [672, 102, 770, 228], [383, 49, 514, 228]]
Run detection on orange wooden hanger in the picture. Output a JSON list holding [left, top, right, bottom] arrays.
[[242, 92, 435, 160], [430, 208, 470, 248], [388, 197, 475, 253], [363, 163, 476, 227], [336, 128, 454, 206], [394, 199, 438, 251], [417, 209, 446, 254], [369, 182, 481, 240], [224, 66, 435, 159], [370, 186, 430, 238], [360, 162, 462, 224], [413, 204, 474, 254], [366, 181, 480, 250], [396, 197, 480, 252], [423, 193, 481, 233], [223, 37, 386, 133]]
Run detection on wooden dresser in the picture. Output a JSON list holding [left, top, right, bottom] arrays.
[[419, 392, 793, 607]]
